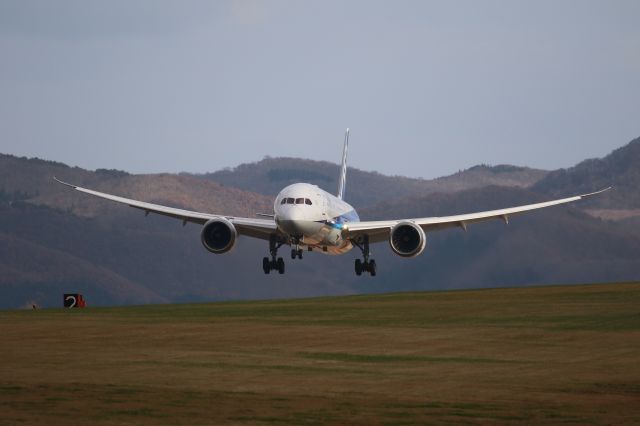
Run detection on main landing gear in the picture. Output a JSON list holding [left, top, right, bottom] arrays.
[[352, 235, 376, 276], [263, 236, 285, 274], [263, 236, 305, 274]]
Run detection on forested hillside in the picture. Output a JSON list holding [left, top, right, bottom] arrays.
[[197, 157, 547, 208], [1, 137, 639, 309], [533, 137, 640, 217]]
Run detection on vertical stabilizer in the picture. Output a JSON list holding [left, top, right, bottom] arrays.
[[337, 128, 349, 200]]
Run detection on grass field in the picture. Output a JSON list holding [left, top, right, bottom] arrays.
[[1, 283, 639, 425]]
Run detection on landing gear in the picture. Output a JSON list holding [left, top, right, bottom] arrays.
[[352, 235, 376, 276], [354, 259, 376, 276], [290, 238, 303, 260], [262, 256, 285, 274], [263, 235, 285, 274]]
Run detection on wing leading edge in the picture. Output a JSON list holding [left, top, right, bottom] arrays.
[[53, 177, 277, 240], [345, 187, 611, 243]]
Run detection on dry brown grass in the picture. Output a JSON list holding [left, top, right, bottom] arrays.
[[1, 283, 639, 425]]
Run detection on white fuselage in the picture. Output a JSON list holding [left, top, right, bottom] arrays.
[[273, 183, 360, 254]]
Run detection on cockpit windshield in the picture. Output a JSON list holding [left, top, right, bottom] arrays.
[[280, 197, 312, 205]]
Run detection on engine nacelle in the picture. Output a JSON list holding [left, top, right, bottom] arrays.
[[389, 221, 426, 258], [201, 218, 237, 254]]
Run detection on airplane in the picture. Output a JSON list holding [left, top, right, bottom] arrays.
[[54, 129, 610, 276]]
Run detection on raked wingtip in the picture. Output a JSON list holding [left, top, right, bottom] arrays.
[[581, 186, 612, 198], [53, 176, 77, 189]]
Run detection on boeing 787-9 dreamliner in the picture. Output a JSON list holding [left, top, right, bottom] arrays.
[[55, 130, 610, 276]]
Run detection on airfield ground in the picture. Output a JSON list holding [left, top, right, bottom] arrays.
[[1, 283, 639, 425]]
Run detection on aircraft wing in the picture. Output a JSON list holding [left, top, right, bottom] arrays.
[[345, 188, 611, 243], [53, 177, 277, 240]]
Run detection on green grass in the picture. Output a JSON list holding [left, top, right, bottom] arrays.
[[1, 282, 640, 425]]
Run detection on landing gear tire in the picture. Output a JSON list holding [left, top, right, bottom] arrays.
[[262, 257, 271, 274], [355, 259, 376, 276], [369, 259, 377, 277], [277, 257, 285, 274], [291, 248, 303, 259]]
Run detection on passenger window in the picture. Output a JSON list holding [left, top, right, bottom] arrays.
[[296, 198, 304, 204], [305, 199, 312, 205], [286, 198, 294, 204]]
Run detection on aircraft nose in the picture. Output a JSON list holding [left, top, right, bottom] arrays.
[[282, 208, 306, 222], [278, 208, 314, 236]]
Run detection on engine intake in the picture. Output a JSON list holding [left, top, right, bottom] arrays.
[[389, 221, 426, 257], [201, 218, 237, 254]]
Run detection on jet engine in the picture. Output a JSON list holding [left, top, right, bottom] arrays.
[[201, 218, 237, 254], [389, 221, 426, 257]]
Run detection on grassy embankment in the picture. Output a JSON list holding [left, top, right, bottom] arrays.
[[1, 283, 639, 425]]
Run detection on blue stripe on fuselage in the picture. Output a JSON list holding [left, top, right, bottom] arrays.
[[336, 209, 360, 224], [314, 210, 360, 230], [328, 209, 360, 229]]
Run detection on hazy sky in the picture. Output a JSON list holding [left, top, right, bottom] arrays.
[[1, 0, 639, 179]]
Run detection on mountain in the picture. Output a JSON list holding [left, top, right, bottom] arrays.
[[196, 157, 547, 208], [0, 230, 167, 308], [0, 154, 273, 219], [1, 137, 639, 309], [533, 136, 640, 219]]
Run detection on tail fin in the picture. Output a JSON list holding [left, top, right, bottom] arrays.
[[337, 128, 349, 200]]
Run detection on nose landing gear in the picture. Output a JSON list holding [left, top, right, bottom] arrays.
[[352, 235, 376, 276], [290, 237, 303, 260]]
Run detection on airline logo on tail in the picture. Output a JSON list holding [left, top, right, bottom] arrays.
[[337, 128, 349, 200]]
